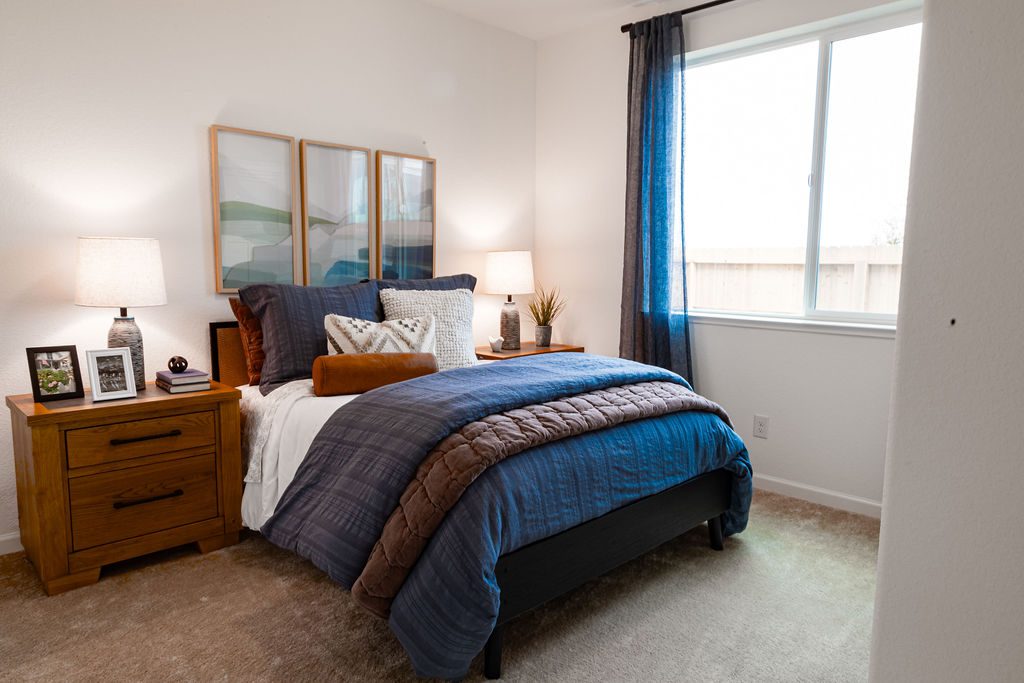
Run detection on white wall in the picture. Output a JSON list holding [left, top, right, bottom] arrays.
[[870, 0, 1024, 679], [535, 0, 914, 516], [690, 322, 893, 513], [0, 0, 536, 551]]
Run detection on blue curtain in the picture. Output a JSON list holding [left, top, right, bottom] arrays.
[[619, 13, 692, 381]]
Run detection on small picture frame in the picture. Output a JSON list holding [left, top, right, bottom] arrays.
[[86, 348, 138, 402], [26, 346, 85, 403]]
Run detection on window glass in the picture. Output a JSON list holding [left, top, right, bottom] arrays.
[[678, 21, 921, 321], [681, 42, 820, 314], [816, 24, 922, 314]]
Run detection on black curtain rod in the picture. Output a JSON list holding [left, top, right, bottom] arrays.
[[620, 0, 739, 33]]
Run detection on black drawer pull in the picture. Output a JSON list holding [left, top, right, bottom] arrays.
[[110, 429, 182, 446], [113, 489, 184, 509]]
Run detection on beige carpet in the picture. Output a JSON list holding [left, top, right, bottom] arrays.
[[0, 491, 879, 682]]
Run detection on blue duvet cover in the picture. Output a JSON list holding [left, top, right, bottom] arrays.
[[262, 354, 752, 678]]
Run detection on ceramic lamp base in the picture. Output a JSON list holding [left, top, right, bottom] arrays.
[[500, 301, 521, 351], [109, 316, 146, 391]]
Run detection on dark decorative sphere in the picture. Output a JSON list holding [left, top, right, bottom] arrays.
[[167, 356, 189, 373]]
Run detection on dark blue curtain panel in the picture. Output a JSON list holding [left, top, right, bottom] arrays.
[[620, 13, 692, 381]]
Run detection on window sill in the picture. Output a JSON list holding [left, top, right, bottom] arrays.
[[683, 311, 897, 339]]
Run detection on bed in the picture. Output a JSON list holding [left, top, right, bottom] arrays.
[[210, 319, 752, 680]]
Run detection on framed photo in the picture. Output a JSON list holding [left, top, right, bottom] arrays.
[[86, 348, 137, 402], [210, 125, 299, 293], [300, 140, 372, 286], [376, 151, 436, 279], [26, 346, 84, 403]]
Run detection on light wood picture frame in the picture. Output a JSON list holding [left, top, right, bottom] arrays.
[[210, 125, 299, 294], [375, 150, 436, 279], [300, 140, 372, 286]]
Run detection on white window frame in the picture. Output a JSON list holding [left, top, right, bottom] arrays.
[[682, 3, 922, 330]]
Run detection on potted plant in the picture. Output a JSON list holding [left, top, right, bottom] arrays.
[[526, 285, 567, 347]]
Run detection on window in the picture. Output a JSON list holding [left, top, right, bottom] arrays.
[[678, 17, 922, 323]]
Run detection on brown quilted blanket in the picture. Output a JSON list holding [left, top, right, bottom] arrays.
[[351, 380, 731, 618]]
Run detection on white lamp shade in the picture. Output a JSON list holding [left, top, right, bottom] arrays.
[[483, 251, 535, 295], [75, 237, 168, 308]]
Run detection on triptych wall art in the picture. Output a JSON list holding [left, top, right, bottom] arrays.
[[210, 125, 436, 293]]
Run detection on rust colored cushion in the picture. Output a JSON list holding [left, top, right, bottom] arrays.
[[312, 353, 438, 396], [229, 297, 265, 386]]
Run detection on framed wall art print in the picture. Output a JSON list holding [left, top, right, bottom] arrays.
[[376, 151, 436, 280], [210, 125, 299, 293], [300, 140, 372, 286]]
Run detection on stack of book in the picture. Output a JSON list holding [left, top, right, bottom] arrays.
[[155, 368, 211, 394]]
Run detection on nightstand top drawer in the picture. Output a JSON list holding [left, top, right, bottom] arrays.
[[67, 411, 216, 469], [68, 452, 218, 551]]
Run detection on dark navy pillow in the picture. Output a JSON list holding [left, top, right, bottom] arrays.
[[372, 273, 477, 320], [239, 281, 379, 394]]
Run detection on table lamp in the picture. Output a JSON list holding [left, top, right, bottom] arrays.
[[75, 237, 167, 391], [484, 250, 534, 351]]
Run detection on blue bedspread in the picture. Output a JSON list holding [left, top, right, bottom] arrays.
[[262, 354, 752, 679]]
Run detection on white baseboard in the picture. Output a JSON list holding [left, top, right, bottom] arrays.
[[754, 473, 882, 518], [0, 531, 23, 557]]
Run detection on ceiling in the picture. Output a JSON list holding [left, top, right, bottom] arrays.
[[419, 0, 665, 41]]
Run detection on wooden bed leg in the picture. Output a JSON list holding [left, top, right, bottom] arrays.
[[484, 624, 503, 679], [708, 515, 725, 551]]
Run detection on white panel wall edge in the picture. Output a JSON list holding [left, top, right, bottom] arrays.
[[870, 0, 1024, 678]]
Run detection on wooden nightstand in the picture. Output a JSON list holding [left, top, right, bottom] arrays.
[[475, 342, 585, 361], [6, 382, 242, 595]]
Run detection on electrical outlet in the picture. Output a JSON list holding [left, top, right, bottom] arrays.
[[753, 414, 769, 439]]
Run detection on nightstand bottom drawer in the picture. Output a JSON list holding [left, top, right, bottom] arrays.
[[69, 453, 219, 551]]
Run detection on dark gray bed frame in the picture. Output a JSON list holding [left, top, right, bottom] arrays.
[[483, 468, 730, 678], [209, 321, 732, 680]]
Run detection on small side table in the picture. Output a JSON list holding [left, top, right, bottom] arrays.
[[475, 342, 585, 361], [6, 381, 242, 595]]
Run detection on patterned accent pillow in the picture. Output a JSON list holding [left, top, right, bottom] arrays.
[[378, 288, 475, 371], [239, 281, 380, 394], [325, 314, 437, 356]]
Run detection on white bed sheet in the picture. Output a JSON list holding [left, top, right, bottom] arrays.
[[239, 381, 358, 530], [237, 360, 495, 531]]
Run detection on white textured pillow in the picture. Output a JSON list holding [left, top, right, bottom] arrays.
[[325, 314, 436, 356], [378, 288, 475, 370]]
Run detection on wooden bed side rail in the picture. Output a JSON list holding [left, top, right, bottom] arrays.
[[209, 321, 248, 389]]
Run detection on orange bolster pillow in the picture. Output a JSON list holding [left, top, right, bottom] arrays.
[[312, 353, 438, 396]]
